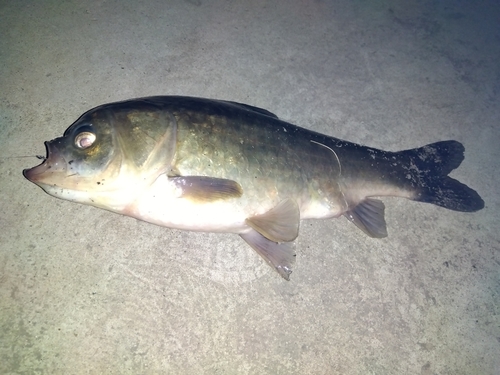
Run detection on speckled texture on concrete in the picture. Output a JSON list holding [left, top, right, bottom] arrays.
[[1, 1, 498, 374]]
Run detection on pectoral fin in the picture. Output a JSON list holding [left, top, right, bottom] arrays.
[[344, 198, 387, 238], [170, 176, 243, 202], [245, 198, 300, 242], [240, 230, 295, 280]]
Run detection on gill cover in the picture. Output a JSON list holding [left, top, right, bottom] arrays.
[[24, 99, 178, 201]]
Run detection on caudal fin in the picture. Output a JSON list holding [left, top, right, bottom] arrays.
[[403, 140, 484, 212]]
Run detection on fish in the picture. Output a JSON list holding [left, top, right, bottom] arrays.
[[23, 96, 484, 280]]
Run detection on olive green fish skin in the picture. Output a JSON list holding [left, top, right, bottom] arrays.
[[170, 98, 345, 218], [23, 96, 484, 279]]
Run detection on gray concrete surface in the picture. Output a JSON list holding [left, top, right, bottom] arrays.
[[1, 0, 498, 374]]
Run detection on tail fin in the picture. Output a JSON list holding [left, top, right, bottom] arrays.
[[403, 140, 484, 212]]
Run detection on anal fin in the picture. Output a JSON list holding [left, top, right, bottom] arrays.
[[240, 230, 296, 280], [344, 198, 387, 238]]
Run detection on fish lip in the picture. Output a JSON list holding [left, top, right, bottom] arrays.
[[23, 141, 66, 183]]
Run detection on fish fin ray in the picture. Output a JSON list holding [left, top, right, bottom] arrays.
[[415, 176, 484, 212], [240, 230, 295, 280], [402, 141, 484, 212], [245, 198, 300, 242], [344, 198, 387, 238], [170, 176, 242, 202]]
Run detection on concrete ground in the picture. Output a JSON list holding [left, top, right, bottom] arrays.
[[1, 0, 498, 374]]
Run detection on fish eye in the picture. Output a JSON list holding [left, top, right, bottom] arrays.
[[75, 131, 96, 149]]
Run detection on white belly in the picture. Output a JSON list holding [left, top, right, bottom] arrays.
[[123, 174, 251, 233]]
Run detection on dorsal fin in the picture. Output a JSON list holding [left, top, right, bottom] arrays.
[[224, 101, 279, 119]]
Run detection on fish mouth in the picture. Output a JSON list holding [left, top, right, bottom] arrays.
[[23, 141, 67, 184]]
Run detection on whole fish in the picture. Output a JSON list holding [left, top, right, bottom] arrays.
[[24, 96, 484, 279]]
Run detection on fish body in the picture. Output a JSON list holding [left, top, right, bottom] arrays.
[[24, 96, 484, 279]]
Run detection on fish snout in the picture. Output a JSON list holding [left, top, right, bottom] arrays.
[[23, 141, 67, 183]]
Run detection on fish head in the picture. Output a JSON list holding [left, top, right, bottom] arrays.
[[23, 99, 178, 211]]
